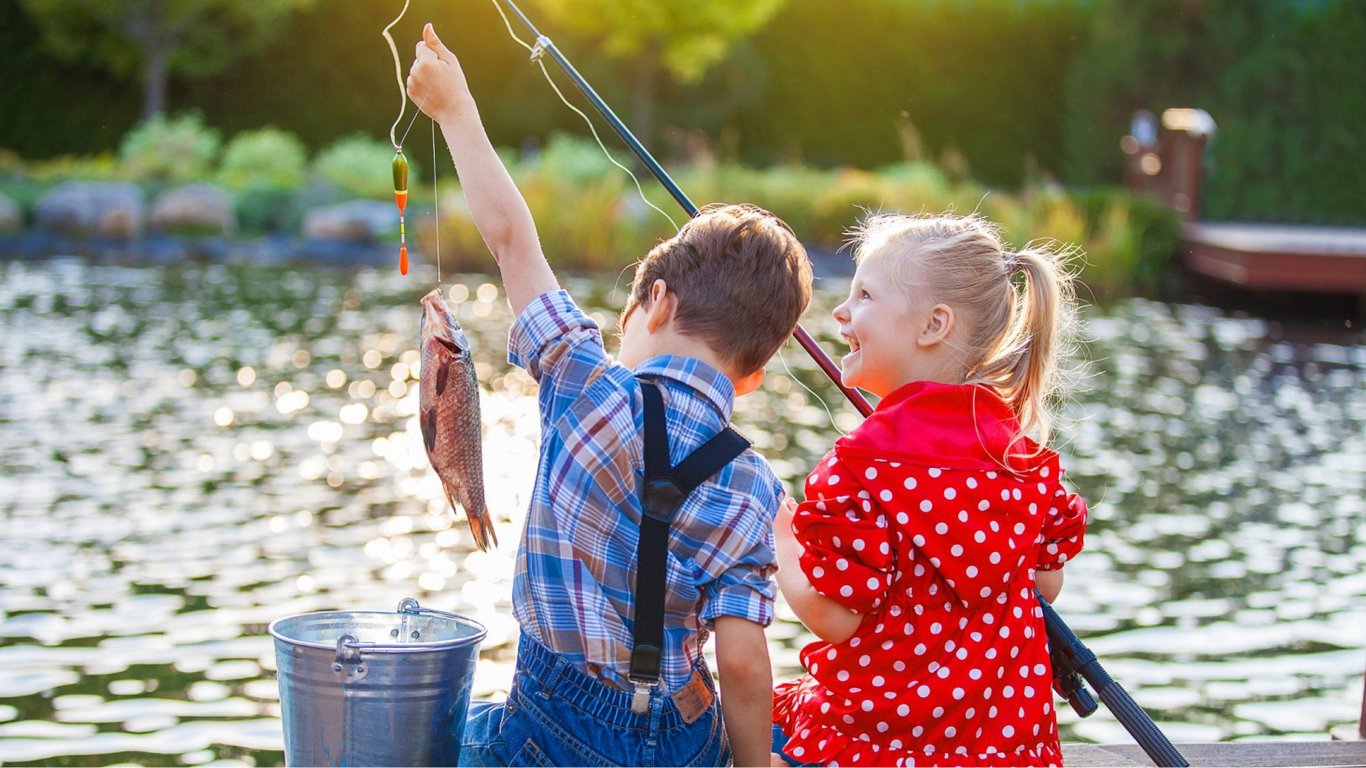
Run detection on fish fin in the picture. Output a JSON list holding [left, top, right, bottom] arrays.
[[435, 359, 449, 396], [465, 510, 499, 552], [421, 407, 437, 454]]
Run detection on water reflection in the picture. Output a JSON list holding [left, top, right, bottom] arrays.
[[0, 261, 1362, 765]]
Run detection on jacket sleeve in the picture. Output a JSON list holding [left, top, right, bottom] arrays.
[[792, 489, 896, 614], [1036, 477, 1087, 571]]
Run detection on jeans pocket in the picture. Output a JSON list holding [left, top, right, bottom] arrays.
[[507, 738, 553, 767]]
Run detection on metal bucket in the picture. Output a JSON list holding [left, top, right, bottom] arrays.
[[269, 598, 486, 767]]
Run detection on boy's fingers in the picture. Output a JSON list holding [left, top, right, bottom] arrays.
[[423, 22, 451, 59]]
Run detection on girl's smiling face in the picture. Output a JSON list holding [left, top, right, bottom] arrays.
[[832, 250, 929, 398]]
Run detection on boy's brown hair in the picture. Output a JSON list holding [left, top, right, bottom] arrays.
[[625, 203, 813, 376]]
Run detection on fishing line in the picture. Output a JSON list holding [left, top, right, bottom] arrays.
[[487, 0, 679, 232], [433, 116, 442, 286], [383, 0, 413, 150], [777, 347, 845, 437]]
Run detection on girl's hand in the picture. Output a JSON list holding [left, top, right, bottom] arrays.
[[775, 495, 797, 537], [406, 23, 475, 125]]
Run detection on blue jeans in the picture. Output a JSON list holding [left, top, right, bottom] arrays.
[[460, 633, 729, 766], [770, 725, 817, 767]]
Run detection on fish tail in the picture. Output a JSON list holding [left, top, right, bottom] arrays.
[[465, 510, 499, 552]]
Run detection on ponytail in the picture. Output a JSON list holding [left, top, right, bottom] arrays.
[[967, 241, 1080, 451]]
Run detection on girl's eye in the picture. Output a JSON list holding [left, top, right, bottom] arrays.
[[860, 289, 871, 300]]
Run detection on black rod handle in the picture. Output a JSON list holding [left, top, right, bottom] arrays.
[[1096, 682, 1190, 767]]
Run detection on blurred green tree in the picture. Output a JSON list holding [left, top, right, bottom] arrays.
[[531, 0, 788, 144], [19, 0, 313, 121]]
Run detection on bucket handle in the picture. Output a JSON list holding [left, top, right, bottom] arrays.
[[396, 597, 468, 624], [333, 633, 371, 680]]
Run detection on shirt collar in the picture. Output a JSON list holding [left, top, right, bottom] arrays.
[[633, 355, 736, 422]]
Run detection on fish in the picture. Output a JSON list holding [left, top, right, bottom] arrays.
[[419, 287, 497, 551]]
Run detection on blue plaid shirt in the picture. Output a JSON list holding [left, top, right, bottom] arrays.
[[507, 290, 780, 693]]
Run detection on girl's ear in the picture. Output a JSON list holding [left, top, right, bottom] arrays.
[[917, 303, 955, 348]]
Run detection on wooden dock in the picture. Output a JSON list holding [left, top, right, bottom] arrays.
[[1064, 740, 1366, 767], [1182, 222, 1366, 294]]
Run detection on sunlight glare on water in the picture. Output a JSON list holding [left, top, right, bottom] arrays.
[[0, 261, 1362, 765]]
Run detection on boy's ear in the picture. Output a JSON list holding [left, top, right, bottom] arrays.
[[644, 279, 676, 333], [917, 303, 955, 347], [733, 368, 765, 397]]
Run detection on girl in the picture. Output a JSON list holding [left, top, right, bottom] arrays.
[[771, 213, 1089, 767]]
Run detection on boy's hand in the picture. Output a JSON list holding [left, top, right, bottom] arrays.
[[407, 23, 474, 125]]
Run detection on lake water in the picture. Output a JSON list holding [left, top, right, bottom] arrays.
[[1, 260, 1363, 766]]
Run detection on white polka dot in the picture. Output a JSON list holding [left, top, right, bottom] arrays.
[[912, 726, 924, 737], [945, 726, 957, 738], [944, 487, 957, 500], [974, 530, 987, 543], [877, 721, 889, 732], [966, 477, 978, 488], [958, 510, 969, 523], [928, 468, 942, 477], [867, 577, 879, 590], [950, 544, 963, 557], [1003, 685, 1015, 698], [989, 552, 1001, 564], [853, 538, 866, 551], [840, 585, 853, 597], [920, 500, 934, 512], [828, 474, 841, 485], [893, 660, 906, 672], [833, 535, 842, 548], [862, 700, 874, 712], [897, 512, 910, 525], [914, 643, 927, 655], [966, 565, 978, 578], [1013, 488, 1022, 500], [917, 685, 930, 697], [1000, 489, 1011, 501], [1003, 725, 1015, 738], [978, 500, 990, 511], [837, 558, 849, 571], [879, 489, 893, 502], [1041, 466, 1050, 477], [903, 476, 917, 490], [1014, 522, 1026, 535], [930, 622, 942, 634], [934, 522, 948, 535], [931, 706, 944, 718], [792, 746, 805, 757], [813, 566, 825, 579], [865, 466, 878, 480], [1034, 663, 1047, 676]]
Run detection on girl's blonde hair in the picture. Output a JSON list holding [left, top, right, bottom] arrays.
[[850, 212, 1081, 450]]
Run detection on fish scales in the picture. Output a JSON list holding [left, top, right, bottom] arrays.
[[418, 288, 497, 551]]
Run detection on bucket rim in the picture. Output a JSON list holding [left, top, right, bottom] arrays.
[[267, 607, 487, 653]]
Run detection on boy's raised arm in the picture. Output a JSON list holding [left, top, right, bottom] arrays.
[[407, 23, 558, 317]]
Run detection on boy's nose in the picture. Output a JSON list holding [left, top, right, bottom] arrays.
[[832, 302, 848, 322]]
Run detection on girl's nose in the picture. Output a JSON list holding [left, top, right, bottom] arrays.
[[832, 300, 849, 322]]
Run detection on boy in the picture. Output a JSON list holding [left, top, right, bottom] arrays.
[[407, 23, 812, 767]]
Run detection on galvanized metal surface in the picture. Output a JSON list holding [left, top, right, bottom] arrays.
[[269, 602, 485, 767]]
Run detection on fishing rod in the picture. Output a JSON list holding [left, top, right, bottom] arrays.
[[495, 2, 1187, 765], [495, 0, 863, 413]]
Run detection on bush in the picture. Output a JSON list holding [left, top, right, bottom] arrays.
[[312, 133, 419, 201], [119, 113, 221, 183], [218, 127, 307, 190]]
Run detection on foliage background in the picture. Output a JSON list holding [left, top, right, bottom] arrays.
[[1, 0, 1361, 223]]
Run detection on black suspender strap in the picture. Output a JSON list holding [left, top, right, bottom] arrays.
[[629, 379, 749, 714]]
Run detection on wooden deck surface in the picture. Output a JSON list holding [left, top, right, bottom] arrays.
[[1182, 222, 1366, 293], [1063, 739, 1366, 767]]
